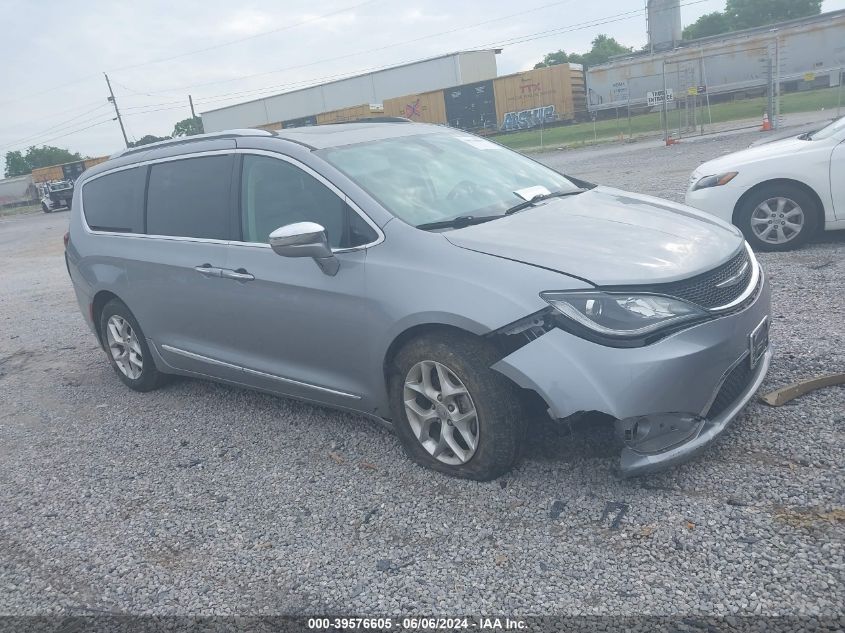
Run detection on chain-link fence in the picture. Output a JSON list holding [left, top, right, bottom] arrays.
[[493, 15, 845, 150]]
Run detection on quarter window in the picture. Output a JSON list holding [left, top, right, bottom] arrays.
[[146, 155, 233, 240], [82, 167, 146, 233], [239, 154, 377, 248]]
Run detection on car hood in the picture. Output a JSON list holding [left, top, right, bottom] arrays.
[[695, 135, 813, 175], [443, 186, 744, 286]]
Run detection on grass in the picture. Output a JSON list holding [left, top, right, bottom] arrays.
[[493, 86, 844, 151], [0, 203, 41, 218]]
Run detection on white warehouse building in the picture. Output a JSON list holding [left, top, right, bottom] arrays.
[[201, 50, 499, 132]]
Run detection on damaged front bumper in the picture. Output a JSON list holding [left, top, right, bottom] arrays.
[[492, 275, 771, 477], [615, 347, 771, 476]]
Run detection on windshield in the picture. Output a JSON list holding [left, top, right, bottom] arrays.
[[809, 116, 845, 141], [318, 132, 579, 227]]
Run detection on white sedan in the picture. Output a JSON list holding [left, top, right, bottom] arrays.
[[685, 116, 845, 251]]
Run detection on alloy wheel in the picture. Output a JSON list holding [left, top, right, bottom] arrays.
[[403, 360, 479, 465], [105, 315, 143, 380], [750, 197, 805, 245]]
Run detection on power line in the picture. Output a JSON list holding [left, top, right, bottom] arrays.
[[0, 99, 107, 136], [2, 0, 713, 153], [43, 0, 580, 124], [0, 119, 115, 155], [0, 113, 116, 155], [109, 0, 384, 73], [138, 0, 706, 101], [32, 119, 115, 147], [90, 4, 673, 118], [0, 0, 383, 109], [133, 0, 587, 96], [0, 104, 112, 150]]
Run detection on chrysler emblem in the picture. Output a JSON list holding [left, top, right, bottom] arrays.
[[715, 261, 750, 288]]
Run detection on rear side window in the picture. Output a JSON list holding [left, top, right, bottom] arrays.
[[146, 155, 233, 240], [82, 167, 146, 233]]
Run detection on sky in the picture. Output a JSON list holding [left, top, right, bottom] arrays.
[[2, 0, 844, 160]]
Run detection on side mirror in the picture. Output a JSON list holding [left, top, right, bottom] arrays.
[[268, 222, 339, 276]]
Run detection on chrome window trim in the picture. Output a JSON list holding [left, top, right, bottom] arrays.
[[708, 243, 761, 313], [232, 149, 384, 253], [160, 343, 360, 399], [78, 148, 385, 252]]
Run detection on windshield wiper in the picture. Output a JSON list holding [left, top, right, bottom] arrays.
[[416, 188, 588, 230], [504, 188, 587, 215], [416, 215, 502, 231]]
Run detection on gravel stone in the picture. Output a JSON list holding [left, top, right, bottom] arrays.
[[549, 500, 567, 519]]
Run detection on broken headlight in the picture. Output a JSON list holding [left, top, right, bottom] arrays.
[[541, 291, 708, 343]]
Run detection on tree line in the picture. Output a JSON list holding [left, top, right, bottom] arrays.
[[683, 0, 821, 40], [534, 0, 822, 71], [3, 116, 204, 178]]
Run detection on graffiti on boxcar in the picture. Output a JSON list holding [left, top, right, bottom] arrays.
[[403, 98, 422, 119], [500, 105, 556, 131]]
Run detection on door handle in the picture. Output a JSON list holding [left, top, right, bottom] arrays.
[[194, 264, 223, 277], [221, 268, 255, 281]]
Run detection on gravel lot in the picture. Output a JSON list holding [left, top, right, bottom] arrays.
[[1, 128, 843, 619]]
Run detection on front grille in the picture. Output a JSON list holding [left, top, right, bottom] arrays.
[[706, 358, 754, 419], [652, 247, 753, 310]]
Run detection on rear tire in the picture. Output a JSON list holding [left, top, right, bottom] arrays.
[[388, 332, 525, 480], [42, 203, 51, 213], [736, 183, 819, 251], [99, 298, 167, 392]]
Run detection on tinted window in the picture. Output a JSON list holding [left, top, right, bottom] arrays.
[[240, 155, 376, 248], [82, 167, 146, 233], [146, 155, 233, 239]]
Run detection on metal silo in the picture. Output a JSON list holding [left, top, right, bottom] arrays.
[[648, 0, 683, 52]]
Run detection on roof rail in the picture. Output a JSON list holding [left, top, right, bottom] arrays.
[[112, 129, 274, 158], [333, 117, 412, 125]]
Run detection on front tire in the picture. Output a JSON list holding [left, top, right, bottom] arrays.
[[736, 184, 819, 251], [42, 202, 51, 213], [389, 332, 525, 480], [99, 298, 166, 392]]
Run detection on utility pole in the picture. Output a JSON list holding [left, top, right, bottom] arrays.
[[104, 73, 129, 148], [189, 94, 197, 119]]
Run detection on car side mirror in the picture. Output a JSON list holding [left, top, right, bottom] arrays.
[[268, 222, 339, 276]]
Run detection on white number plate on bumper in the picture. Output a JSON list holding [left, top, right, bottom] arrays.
[[749, 316, 770, 369]]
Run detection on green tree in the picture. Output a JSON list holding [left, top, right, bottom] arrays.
[[683, 11, 732, 39], [4, 145, 83, 177], [534, 34, 631, 70], [725, 0, 822, 29], [4, 151, 30, 177], [683, 0, 822, 40], [172, 116, 204, 137], [129, 134, 171, 147], [25, 146, 82, 169], [581, 34, 633, 67], [534, 50, 571, 69]]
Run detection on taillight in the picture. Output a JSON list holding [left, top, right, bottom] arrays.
[[63, 231, 69, 248]]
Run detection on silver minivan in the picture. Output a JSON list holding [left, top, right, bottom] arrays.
[[66, 123, 771, 480]]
